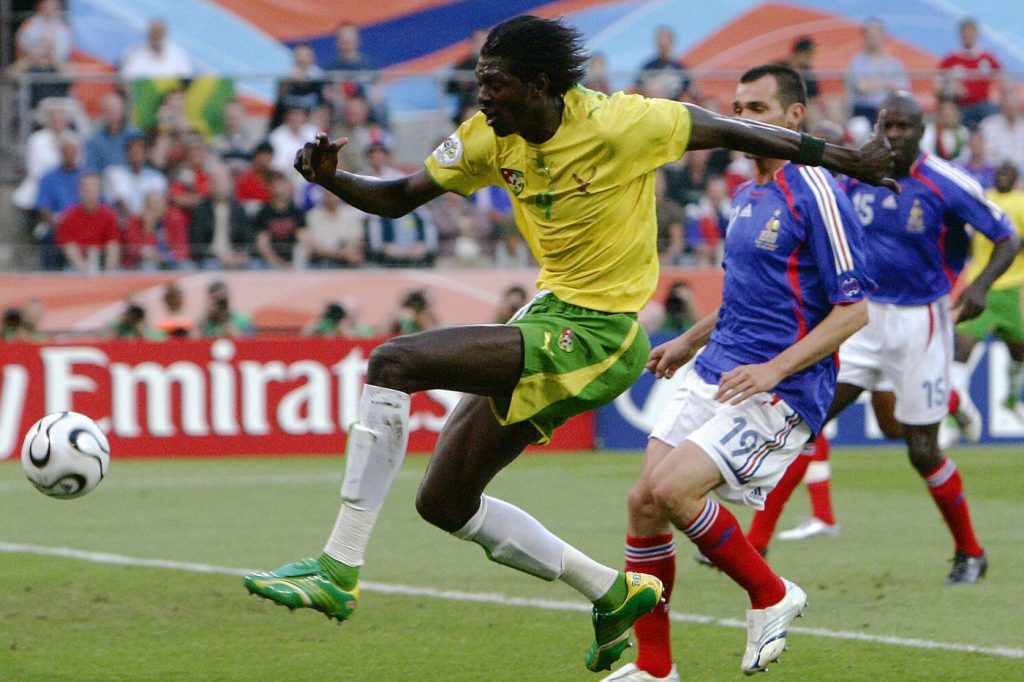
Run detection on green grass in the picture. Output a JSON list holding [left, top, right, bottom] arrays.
[[0, 447, 1021, 680]]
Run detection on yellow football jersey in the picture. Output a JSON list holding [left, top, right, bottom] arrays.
[[424, 85, 692, 312], [966, 189, 1024, 288]]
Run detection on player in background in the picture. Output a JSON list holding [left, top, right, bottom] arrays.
[[750, 92, 1018, 591], [611, 64, 872, 680], [243, 17, 895, 674], [944, 161, 1024, 447]]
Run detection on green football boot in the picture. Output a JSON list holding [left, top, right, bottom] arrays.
[[244, 556, 359, 621], [584, 572, 664, 672]]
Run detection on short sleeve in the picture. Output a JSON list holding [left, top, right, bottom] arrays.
[[423, 114, 501, 197], [606, 93, 692, 171], [797, 166, 873, 304], [935, 165, 1015, 243]]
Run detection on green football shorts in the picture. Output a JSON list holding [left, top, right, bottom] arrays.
[[490, 293, 651, 445], [956, 286, 1024, 344]]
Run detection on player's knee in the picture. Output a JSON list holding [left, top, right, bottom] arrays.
[[414, 485, 469, 533], [627, 483, 662, 523], [367, 337, 417, 391], [905, 435, 941, 474]]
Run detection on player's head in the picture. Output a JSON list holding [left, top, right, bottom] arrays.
[[476, 16, 587, 136], [995, 162, 1018, 193], [733, 64, 806, 132], [879, 91, 924, 175]]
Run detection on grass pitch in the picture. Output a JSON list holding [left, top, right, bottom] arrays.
[[0, 446, 1021, 680]]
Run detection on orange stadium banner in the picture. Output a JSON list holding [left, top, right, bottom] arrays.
[[0, 337, 593, 460]]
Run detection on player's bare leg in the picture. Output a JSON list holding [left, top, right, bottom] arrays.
[[649, 441, 806, 675]]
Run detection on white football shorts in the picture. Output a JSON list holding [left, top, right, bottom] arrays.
[[650, 366, 812, 510], [837, 296, 952, 425]]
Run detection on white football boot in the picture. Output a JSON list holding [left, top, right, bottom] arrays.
[[603, 663, 680, 681], [741, 578, 807, 675]]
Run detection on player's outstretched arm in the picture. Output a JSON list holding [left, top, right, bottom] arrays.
[[648, 307, 719, 379], [955, 233, 1022, 322], [684, 104, 899, 192], [294, 133, 445, 218], [716, 300, 868, 405]]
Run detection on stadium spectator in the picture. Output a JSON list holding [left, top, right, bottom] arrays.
[[168, 135, 214, 217], [270, 44, 328, 131], [330, 94, 379, 175], [655, 279, 699, 335], [428, 190, 486, 265], [197, 280, 252, 338], [147, 88, 195, 172], [244, 20, 897, 678], [210, 100, 261, 173], [980, 78, 1024, 171], [154, 282, 194, 338], [104, 133, 169, 220], [55, 173, 121, 272], [757, 92, 1017, 587], [84, 92, 138, 174], [2, 309, 29, 342], [34, 131, 84, 268], [122, 190, 191, 270], [686, 174, 731, 265], [784, 36, 821, 124], [190, 164, 254, 269], [582, 52, 611, 95], [325, 21, 374, 97], [5, 34, 70, 109], [846, 18, 909, 125], [636, 25, 691, 101], [254, 171, 306, 268], [301, 302, 365, 338], [19, 298, 46, 341], [15, 0, 71, 63], [963, 129, 997, 188], [387, 289, 440, 335], [234, 140, 274, 216], [366, 202, 439, 268], [12, 97, 75, 214], [921, 95, 969, 162], [107, 302, 165, 340], [301, 186, 366, 268], [493, 284, 529, 323], [119, 18, 196, 80], [938, 17, 1001, 128], [654, 168, 686, 265], [445, 28, 488, 126], [267, 105, 319, 177]]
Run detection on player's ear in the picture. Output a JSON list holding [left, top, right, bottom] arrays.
[[786, 102, 806, 131]]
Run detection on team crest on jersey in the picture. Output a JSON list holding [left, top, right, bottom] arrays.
[[433, 134, 463, 167], [906, 198, 925, 233], [558, 328, 574, 352], [755, 209, 782, 251], [501, 168, 525, 196]]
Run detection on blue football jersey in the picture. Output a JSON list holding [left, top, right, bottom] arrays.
[[846, 153, 1014, 305], [696, 164, 871, 433]]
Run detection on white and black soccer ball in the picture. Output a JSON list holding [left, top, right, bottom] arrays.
[[21, 412, 110, 499]]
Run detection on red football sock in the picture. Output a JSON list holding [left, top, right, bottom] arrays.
[[806, 434, 835, 525], [625, 534, 676, 677], [924, 457, 983, 556], [747, 447, 812, 553], [684, 499, 784, 608], [948, 389, 961, 416]]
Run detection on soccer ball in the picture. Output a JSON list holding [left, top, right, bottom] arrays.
[[21, 412, 111, 499]]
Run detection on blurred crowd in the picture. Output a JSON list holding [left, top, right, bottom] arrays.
[[4, 3, 1024, 273]]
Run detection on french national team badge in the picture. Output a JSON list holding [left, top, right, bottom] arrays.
[[501, 168, 525, 196], [755, 209, 782, 251], [906, 198, 925, 233], [558, 327, 574, 352]]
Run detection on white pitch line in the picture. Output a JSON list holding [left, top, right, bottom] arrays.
[[1, 542, 1021, 660]]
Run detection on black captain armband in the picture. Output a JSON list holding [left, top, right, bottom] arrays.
[[796, 133, 826, 166]]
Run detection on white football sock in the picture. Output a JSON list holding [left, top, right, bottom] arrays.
[[323, 384, 410, 567], [454, 495, 565, 580], [560, 545, 619, 602], [950, 361, 974, 410]]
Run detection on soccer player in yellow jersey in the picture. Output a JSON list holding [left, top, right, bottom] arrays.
[[245, 15, 895, 673], [949, 161, 1024, 437]]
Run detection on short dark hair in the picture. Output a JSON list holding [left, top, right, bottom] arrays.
[[739, 64, 807, 108], [482, 15, 588, 95]]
